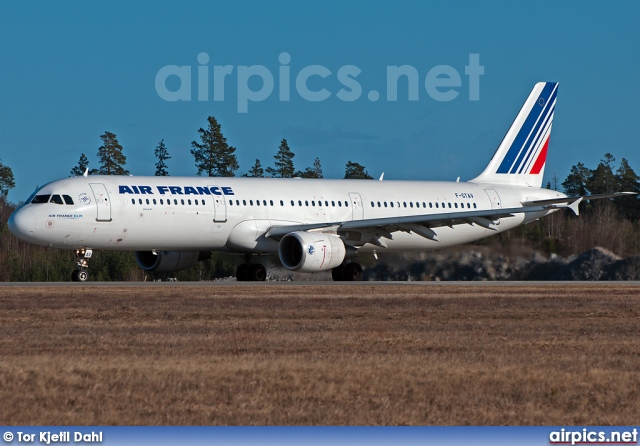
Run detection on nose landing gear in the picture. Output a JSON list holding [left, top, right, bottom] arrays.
[[71, 248, 92, 282]]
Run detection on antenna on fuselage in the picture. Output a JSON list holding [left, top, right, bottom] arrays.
[[379, 172, 384, 181], [83, 168, 88, 177]]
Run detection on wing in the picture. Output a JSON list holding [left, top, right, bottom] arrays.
[[265, 204, 550, 247]]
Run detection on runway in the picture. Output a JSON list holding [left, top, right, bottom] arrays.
[[2, 280, 640, 287]]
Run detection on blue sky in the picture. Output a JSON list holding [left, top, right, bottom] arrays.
[[1, 1, 639, 202]]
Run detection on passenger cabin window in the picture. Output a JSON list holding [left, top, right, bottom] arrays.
[[31, 194, 51, 204]]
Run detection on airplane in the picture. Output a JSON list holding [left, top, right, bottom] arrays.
[[7, 82, 634, 282]]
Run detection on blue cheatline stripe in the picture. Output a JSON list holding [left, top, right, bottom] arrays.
[[496, 82, 557, 174], [516, 103, 555, 174], [511, 87, 557, 174], [507, 83, 558, 173]]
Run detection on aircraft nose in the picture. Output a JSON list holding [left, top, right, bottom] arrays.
[[8, 208, 36, 238]]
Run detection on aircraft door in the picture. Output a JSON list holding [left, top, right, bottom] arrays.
[[209, 185, 228, 223], [349, 192, 364, 220], [89, 183, 112, 222], [485, 189, 502, 209]]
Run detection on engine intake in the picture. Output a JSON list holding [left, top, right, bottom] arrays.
[[135, 251, 210, 273], [278, 231, 349, 272]]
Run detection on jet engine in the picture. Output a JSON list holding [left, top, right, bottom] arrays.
[[134, 250, 210, 273], [278, 231, 349, 272]]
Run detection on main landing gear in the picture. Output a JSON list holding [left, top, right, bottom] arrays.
[[331, 262, 363, 281], [71, 248, 92, 282], [236, 254, 267, 282]]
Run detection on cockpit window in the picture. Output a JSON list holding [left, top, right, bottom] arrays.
[[50, 195, 64, 205], [31, 194, 51, 204], [63, 195, 74, 205]]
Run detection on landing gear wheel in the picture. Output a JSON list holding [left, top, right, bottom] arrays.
[[71, 270, 79, 282], [77, 270, 89, 282], [236, 264, 250, 282], [249, 264, 267, 281], [331, 264, 345, 281], [343, 263, 363, 281]]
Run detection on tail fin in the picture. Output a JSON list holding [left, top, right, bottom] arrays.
[[470, 82, 558, 187]]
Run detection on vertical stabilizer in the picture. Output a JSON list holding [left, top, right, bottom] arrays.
[[470, 82, 558, 187]]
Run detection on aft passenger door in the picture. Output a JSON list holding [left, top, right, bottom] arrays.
[[349, 192, 364, 220], [89, 183, 112, 222], [485, 189, 502, 209], [208, 185, 227, 223]]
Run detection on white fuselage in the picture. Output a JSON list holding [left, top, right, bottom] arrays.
[[9, 175, 565, 254]]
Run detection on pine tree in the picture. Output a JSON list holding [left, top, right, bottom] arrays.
[[296, 157, 324, 178], [243, 159, 264, 178], [190, 116, 238, 177], [154, 139, 171, 176], [266, 139, 295, 178], [344, 161, 373, 179], [0, 160, 15, 197], [561, 162, 590, 196], [614, 157, 640, 220], [70, 153, 89, 177], [96, 131, 129, 175], [586, 153, 617, 194]]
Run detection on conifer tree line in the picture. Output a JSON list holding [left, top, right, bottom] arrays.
[[67, 116, 374, 181]]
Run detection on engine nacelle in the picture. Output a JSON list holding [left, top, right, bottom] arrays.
[[278, 231, 347, 272], [134, 250, 210, 273]]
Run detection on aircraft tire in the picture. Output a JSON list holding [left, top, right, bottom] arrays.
[[236, 264, 250, 282], [249, 264, 267, 282], [343, 263, 363, 281], [331, 265, 345, 281], [77, 270, 89, 282]]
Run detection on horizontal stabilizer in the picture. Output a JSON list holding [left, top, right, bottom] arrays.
[[521, 192, 637, 216]]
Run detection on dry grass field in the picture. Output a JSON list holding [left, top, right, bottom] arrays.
[[0, 283, 639, 425]]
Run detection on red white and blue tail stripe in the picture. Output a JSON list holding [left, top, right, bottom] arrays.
[[471, 82, 558, 187]]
